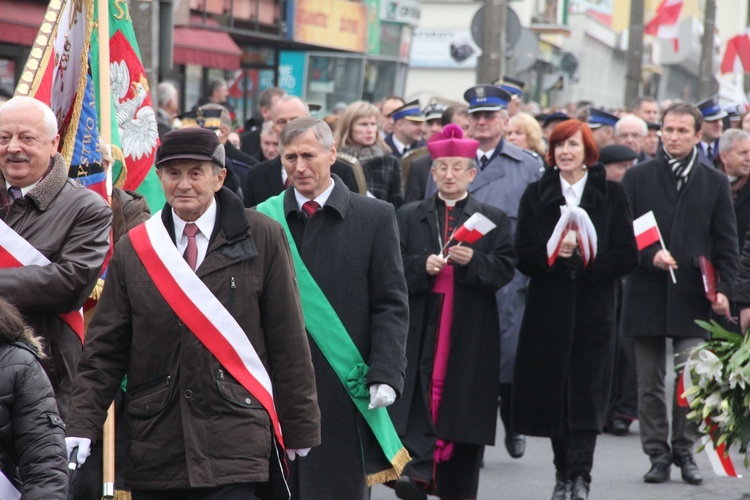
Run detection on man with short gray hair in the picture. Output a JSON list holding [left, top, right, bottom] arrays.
[[257, 115, 410, 499], [614, 114, 650, 162], [718, 128, 750, 250]]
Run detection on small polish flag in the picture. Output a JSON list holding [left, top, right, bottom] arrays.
[[452, 213, 497, 244], [633, 211, 661, 251]]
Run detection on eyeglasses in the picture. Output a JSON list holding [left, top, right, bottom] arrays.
[[0, 133, 45, 147], [433, 164, 472, 174]]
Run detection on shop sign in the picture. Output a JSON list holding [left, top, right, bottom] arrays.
[[279, 52, 306, 97], [379, 0, 420, 26], [410, 29, 481, 68], [294, 0, 368, 53], [367, 0, 381, 55]]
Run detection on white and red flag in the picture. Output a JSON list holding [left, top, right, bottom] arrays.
[[452, 213, 497, 244], [633, 211, 661, 251], [546, 205, 598, 268], [721, 30, 750, 74], [644, 0, 684, 52]]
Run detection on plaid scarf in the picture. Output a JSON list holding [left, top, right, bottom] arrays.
[[660, 145, 697, 192]]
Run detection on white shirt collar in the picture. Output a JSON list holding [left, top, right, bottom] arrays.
[[6, 178, 41, 196], [294, 177, 336, 211], [560, 171, 588, 207], [172, 196, 217, 243], [391, 134, 408, 155], [477, 148, 495, 161]]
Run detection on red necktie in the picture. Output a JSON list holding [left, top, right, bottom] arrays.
[[183, 223, 200, 270], [302, 200, 320, 219]]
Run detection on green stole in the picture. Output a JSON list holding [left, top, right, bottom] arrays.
[[257, 193, 409, 485]]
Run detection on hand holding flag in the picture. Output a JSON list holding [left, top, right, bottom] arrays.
[[546, 205, 598, 268], [633, 210, 677, 284], [440, 212, 497, 257]]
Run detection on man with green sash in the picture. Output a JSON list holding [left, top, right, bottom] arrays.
[[257, 116, 410, 499]]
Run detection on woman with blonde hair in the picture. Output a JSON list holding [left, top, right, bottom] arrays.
[[506, 112, 547, 159], [334, 101, 403, 207]]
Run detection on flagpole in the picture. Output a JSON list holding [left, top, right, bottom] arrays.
[[655, 224, 677, 284], [96, 2, 116, 499], [98, 0, 111, 144]]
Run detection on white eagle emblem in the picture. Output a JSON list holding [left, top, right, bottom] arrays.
[[110, 60, 159, 160]]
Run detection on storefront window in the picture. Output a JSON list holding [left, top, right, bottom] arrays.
[[362, 60, 397, 103], [306, 55, 362, 114], [0, 58, 14, 95]]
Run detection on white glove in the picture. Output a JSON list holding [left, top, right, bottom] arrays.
[[285, 448, 311, 461], [368, 384, 396, 410], [65, 437, 92, 466]]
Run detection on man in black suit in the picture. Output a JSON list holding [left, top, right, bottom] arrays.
[[621, 102, 738, 486], [242, 96, 359, 208], [718, 128, 750, 250], [240, 87, 286, 158]]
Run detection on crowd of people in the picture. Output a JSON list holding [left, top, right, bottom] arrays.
[[3, 73, 750, 500]]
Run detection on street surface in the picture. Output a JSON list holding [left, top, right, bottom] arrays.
[[372, 423, 750, 499]]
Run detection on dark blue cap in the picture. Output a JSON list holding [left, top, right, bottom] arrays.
[[499, 76, 525, 100], [696, 95, 727, 121], [463, 85, 511, 113], [542, 112, 570, 129], [391, 99, 424, 122], [588, 108, 619, 129]]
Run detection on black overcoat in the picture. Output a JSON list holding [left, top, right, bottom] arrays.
[[620, 152, 738, 339], [390, 195, 516, 445], [511, 165, 638, 438], [282, 177, 409, 499]]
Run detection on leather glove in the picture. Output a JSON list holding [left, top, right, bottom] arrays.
[[65, 437, 92, 466], [285, 448, 311, 461], [368, 384, 396, 410]]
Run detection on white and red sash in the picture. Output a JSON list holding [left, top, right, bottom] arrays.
[[0, 218, 84, 344], [128, 212, 284, 447]]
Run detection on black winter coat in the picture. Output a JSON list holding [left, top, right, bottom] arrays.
[[0, 341, 68, 499], [620, 152, 738, 339], [511, 166, 638, 438], [390, 195, 516, 445]]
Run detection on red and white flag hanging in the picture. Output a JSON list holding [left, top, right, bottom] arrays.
[[645, 0, 684, 52], [721, 30, 750, 74], [633, 211, 661, 251], [452, 213, 497, 244]]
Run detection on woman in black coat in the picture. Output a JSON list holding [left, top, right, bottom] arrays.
[[511, 120, 638, 500], [0, 298, 68, 499], [334, 101, 403, 207]]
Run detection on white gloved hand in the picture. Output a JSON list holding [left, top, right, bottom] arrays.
[[368, 384, 396, 410], [285, 448, 311, 461], [65, 437, 92, 466]]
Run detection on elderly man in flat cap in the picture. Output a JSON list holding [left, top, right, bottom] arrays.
[[65, 127, 320, 499]]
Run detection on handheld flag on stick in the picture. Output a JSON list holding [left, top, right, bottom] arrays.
[[633, 210, 676, 284], [440, 212, 496, 257]]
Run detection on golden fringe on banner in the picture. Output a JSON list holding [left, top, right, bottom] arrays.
[[366, 447, 411, 486]]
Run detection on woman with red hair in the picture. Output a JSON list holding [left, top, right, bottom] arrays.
[[511, 120, 639, 500]]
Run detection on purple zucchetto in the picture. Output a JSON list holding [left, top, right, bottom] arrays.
[[427, 124, 480, 160]]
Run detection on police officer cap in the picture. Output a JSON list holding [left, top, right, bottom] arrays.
[[542, 112, 570, 129], [391, 99, 424, 122], [696, 95, 728, 122], [463, 85, 511, 113], [588, 108, 619, 129]]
